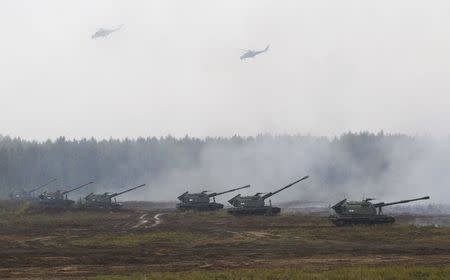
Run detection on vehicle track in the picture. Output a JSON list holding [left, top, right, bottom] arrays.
[[133, 212, 166, 229], [148, 213, 165, 228]]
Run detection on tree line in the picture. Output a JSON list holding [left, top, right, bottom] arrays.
[[0, 132, 446, 201]]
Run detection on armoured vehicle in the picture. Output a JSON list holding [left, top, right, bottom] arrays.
[[227, 176, 309, 215], [9, 178, 57, 201], [83, 184, 146, 209], [329, 196, 430, 226], [38, 181, 94, 208], [177, 185, 250, 211]]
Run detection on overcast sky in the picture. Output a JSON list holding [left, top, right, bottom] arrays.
[[1, 0, 450, 140]]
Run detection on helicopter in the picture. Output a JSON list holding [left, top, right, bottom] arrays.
[[91, 25, 123, 39], [240, 45, 269, 60]]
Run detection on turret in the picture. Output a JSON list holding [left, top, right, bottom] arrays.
[[177, 191, 189, 201], [9, 178, 57, 199], [331, 199, 347, 213], [83, 184, 146, 209], [227, 176, 310, 211], [176, 184, 251, 211], [227, 194, 241, 205], [177, 185, 250, 203], [38, 181, 94, 208]]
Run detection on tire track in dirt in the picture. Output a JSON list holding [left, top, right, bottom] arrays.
[[148, 213, 165, 228], [132, 213, 149, 228], [132, 212, 166, 229]]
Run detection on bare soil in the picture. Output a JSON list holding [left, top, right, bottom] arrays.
[[0, 205, 449, 279]]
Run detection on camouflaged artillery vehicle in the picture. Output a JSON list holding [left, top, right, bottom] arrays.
[[329, 196, 430, 226], [38, 181, 94, 208], [227, 176, 309, 215], [83, 184, 146, 209], [177, 185, 251, 211], [8, 178, 57, 201]]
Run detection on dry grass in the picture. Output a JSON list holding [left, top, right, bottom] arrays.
[[71, 231, 208, 247], [269, 224, 450, 244], [1, 206, 449, 279], [89, 266, 450, 280]]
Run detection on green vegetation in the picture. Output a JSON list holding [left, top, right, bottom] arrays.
[[0, 206, 121, 228], [17, 211, 113, 227], [269, 224, 450, 244], [167, 209, 230, 219], [1, 208, 449, 278], [0, 133, 438, 204], [89, 266, 450, 280], [71, 231, 208, 247]]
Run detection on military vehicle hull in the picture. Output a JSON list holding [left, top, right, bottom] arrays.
[[329, 214, 395, 226], [176, 202, 224, 211], [84, 202, 123, 210], [227, 206, 281, 216], [39, 199, 75, 209], [10, 197, 40, 203]]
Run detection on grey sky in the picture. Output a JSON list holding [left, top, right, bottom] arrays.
[[1, 0, 450, 140]]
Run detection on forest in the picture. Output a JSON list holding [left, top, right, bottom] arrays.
[[0, 132, 448, 202]]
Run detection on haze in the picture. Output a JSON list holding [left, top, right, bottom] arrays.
[[1, 0, 450, 140]]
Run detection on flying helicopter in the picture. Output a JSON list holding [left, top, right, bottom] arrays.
[[91, 25, 123, 39], [240, 45, 269, 60]]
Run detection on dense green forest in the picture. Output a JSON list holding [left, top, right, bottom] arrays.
[[0, 133, 448, 202]]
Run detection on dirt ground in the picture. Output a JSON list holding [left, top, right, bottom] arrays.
[[0, 203, 449, 279]]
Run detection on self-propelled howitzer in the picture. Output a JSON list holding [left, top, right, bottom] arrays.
[[176, 185, 251, 211], [84, 184, 146, 209], [329, 196, 430, 226], [227, 175, 310, 215], [9, 178, 57, 201], [38, 181, 94, 208]]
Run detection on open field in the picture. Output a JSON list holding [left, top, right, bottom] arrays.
[[0, 203, 449, 279]]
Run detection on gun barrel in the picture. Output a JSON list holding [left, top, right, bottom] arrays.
[[208, 185, 250, 197], [262, 175, 309, 200], [109, 184, 146, 198], [28, 178, 57, 193], [374, 196, 430, 208], [62, 181, 94, 195]]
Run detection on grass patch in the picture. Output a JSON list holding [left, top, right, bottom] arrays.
[[168, 210, 230, 219], [270, 224, 450, 244], [0, 208, 13, 226], [89, 266, 450, 280], [0, 207, 121, 229], [17, 212, 116, 227], [71, 231, 209, 247]]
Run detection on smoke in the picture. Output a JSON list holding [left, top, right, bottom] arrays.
[[0, 133, 447, 207], [120, 134, 448, 207]]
